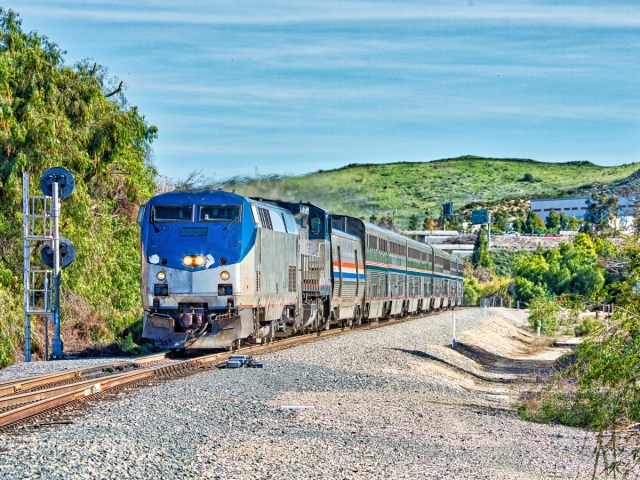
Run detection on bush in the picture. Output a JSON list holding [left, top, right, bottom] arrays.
[[514, 277, 547, 304], [528, 296, 560, 335], [522, 313, 640, 476], [522, 173, 535, 182], [574, 316, 605, 337], [463, 277, 480, 306]]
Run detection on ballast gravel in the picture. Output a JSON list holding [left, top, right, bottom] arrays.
[[0, 357, 140, 383], [0, 308, 596, 479]]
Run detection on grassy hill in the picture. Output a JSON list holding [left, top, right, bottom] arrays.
[[224, 156, 640, 227]]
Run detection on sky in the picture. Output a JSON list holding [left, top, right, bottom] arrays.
[[5, 0, 640, 180]]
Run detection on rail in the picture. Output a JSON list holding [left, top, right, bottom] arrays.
[[0, 309, 463, 429]]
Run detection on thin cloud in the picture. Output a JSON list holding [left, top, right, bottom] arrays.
[[15, 1, 640, 28]]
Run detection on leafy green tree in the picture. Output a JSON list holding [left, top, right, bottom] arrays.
[[569, 215, 580, 231], [514, 253, 549, 286], [584, 192, 619, 238], [463, 277, 480, 306], [512, 216, 526, 233], [407, 213, 419, 231], [522, 173, 535, 182], [514, 277, 547, 304], [545, 209, 561, 230], [524, 211, 546, 234], [527, 296, 560, 335], [558, 211, 569, 230], [0, 9, 157, 364], [471, 226, 492, 269], [492, 210, 508, 233]]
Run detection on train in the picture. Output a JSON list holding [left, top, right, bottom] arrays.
[[137, 189, 464, 349]]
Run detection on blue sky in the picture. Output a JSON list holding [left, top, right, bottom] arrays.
[[6, 0, 640, 180]]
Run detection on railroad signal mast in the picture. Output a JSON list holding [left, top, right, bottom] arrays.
[[442, 201, 454, 229], [471, 208, 491, 249], [23, 168, 75, 361]]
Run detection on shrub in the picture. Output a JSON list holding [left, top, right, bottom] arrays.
[[528, 296, 560, 335], [574, 316, 605, 337], [463, 277, 480, 306]]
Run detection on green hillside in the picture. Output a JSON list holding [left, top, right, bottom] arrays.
[[224, 156, 640, 226]]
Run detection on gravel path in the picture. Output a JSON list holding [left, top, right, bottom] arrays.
[[0, 308, 595, 479]]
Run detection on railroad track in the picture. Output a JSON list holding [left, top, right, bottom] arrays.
[[0, 309, 458, 431]]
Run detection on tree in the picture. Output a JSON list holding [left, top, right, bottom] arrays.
[[512, 216, 526, 233], [471, 226, 492, 269], [569, 215, 580, 231], [493, 210, 509, 233], [514, 253, 549, 286], [378, 214, 395, 230], [0, 9, 157, 365], [558, 211, 569, 230], [514, 277, 547, 304], [527, 296, 560, 335], [546, 210, 561, 230], [524, 211, 546, 234], [407, 213, 419, 231], [423, 214, 437, 230], [522, 173, 535, 182], [584, 192, 619, 238]]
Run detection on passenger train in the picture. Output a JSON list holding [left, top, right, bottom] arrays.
[[138, 190, 464, 349]]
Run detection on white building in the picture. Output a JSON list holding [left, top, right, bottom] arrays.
[[530, 197, 589, 221], [530, 196, 637, 231]]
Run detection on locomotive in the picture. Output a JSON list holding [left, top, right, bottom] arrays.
[[138, 189, 464, 349]]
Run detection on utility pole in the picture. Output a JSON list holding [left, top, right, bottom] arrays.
[[487, 211, 491, 250]]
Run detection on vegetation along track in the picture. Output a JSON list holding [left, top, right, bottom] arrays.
[[0, 309, 458, 431]]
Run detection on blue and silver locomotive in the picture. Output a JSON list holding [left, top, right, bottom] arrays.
[[139, 189, 463, 349]]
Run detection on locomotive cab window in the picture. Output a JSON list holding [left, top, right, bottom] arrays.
[[151, 205, 193, 222], [310, 216, 322, 235], [199, 205, 240, 222]]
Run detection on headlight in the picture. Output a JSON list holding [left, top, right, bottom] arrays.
[[156, 271, 166, 281], [183, 255, 206, 267], [220, 270, 230, 280]]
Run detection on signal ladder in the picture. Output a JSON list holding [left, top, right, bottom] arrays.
[[22, 172, 54, 361]]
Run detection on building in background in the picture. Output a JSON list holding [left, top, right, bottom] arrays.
[[530, 196, 637, 231]]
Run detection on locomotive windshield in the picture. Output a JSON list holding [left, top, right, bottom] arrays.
[[152, 205, 193, 222], [199, 205, 241, 222]]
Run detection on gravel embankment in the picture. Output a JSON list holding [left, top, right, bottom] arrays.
[[0, 308, 595, 479]]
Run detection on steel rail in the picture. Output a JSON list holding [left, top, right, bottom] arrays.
[[0, 352, 170, 399]]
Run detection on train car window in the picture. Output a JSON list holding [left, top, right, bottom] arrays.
[[283, 213, 298, 234], [152, 205, 193, 222], [136, 205, 145, 225], [310, 216, 322, 235], [199, 205, 240, 222], [270, 210, 286, 232]]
